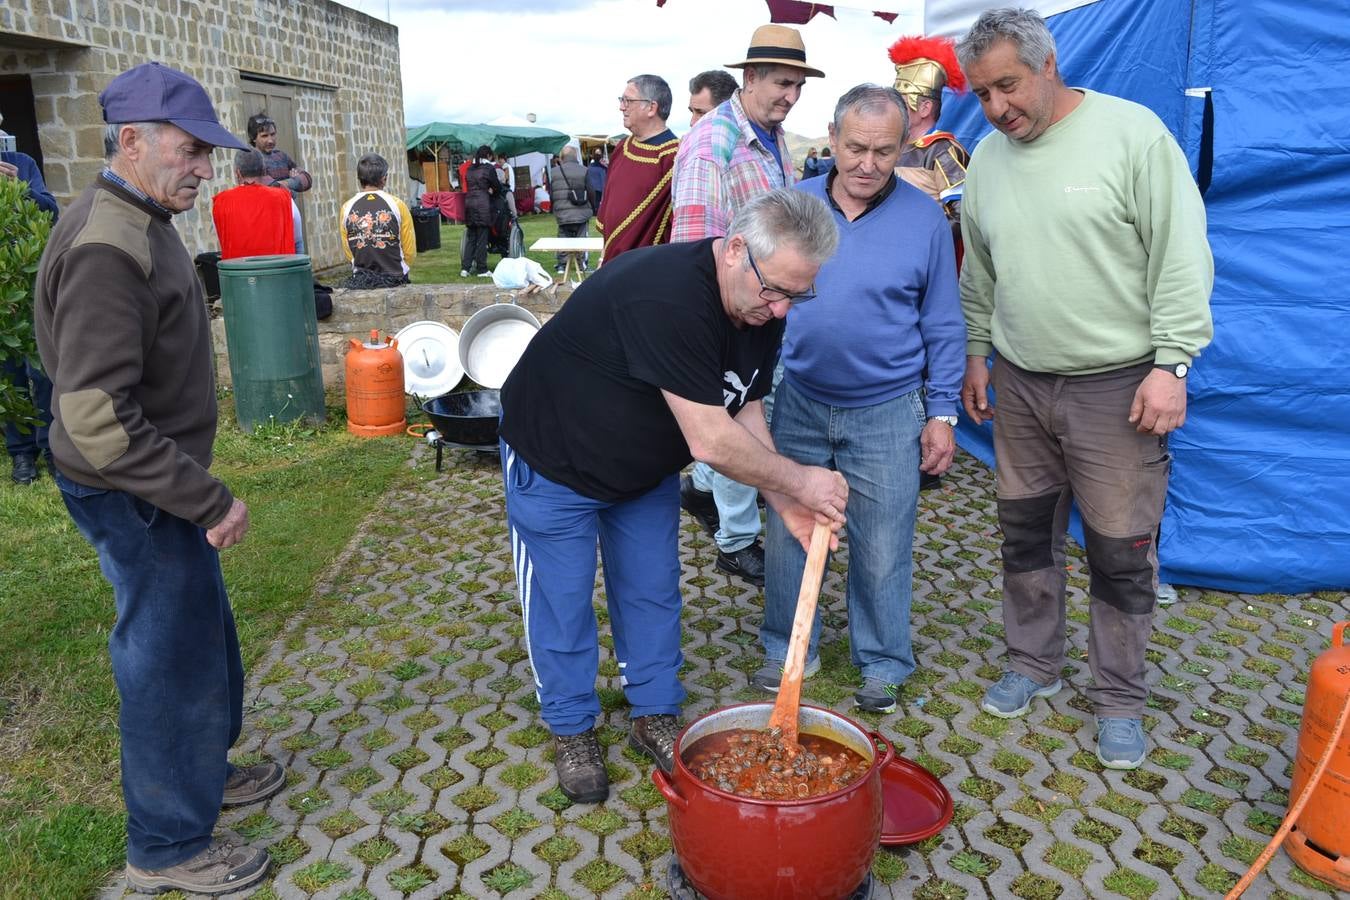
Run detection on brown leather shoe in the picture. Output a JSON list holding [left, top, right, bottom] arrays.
[[222, 761, 286, 807], [125, 839, 270, 895], [629, 714, 682, 775], [554, 730, 608, 803]]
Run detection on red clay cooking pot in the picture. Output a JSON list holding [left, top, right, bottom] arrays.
[[652, 702, 894, 900]]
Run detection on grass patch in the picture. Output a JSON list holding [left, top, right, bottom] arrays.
[[406, 214, 564, 285], [0, 395, 414, 896]]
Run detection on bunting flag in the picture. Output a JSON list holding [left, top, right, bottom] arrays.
[[764, 0, 835, 24], [655, 0, 907, 22]]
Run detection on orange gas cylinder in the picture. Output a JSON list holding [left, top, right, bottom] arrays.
[[1284, 621, 1350, 889], [345, 329, 407, 437]]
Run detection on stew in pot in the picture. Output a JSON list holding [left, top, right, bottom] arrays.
[[683, 728, 870, 800]]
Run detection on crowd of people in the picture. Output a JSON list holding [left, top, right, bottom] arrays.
[[2, 6, 1214, 892], [497, 9, 1213, 808]]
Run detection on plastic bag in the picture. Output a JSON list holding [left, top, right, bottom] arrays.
[[492, 256, 552, 290]]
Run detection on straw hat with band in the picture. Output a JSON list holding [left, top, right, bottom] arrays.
[[726, 24, 826, 79]]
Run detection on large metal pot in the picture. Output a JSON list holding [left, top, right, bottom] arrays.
[[457, 300, 540, 389], [652, 703, 893, 900], [420, 389, 501, 447]]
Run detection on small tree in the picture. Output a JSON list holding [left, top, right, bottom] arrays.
[[0, 175, 53, 431]]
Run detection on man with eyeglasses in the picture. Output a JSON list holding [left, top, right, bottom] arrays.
[[755, 85, 965, 713], [596, 75, 678, 262], [671, 24, 825, 588], [497, 189, 848, 805]]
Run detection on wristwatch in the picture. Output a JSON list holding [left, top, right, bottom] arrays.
[[1154, 362, 1189, 378], [928, 415, 959, 427]]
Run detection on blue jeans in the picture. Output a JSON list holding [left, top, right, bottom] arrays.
[[55, 470, 242, 869], [501, 441, 685, 734], [2, 356, 52, 457], [760, 381, 925, 685]]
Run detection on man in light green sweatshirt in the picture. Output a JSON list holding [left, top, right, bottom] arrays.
[[956, 9, 1213, 770]]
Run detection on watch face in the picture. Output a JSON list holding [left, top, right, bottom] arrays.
[[1175, 363, 1189, 378]]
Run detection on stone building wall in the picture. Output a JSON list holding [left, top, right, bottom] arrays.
[[210, 284, 574, 392], [0, 0, 404, 271]]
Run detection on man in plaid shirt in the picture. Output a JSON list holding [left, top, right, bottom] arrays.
[[672, 24, 825, 586]]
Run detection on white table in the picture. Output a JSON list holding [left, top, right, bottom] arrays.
[[529, 237, 604, 284]]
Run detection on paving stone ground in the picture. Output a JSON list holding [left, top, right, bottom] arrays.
[[107, 447, 1349, 899]]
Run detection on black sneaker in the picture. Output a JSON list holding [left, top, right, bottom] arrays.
[[679, 474, 720, 538], [553, 730, 608, 803], [716, 541, 765, 586], [629, 714, 682, 774], [222, 761, 286, 807], [125, 839, 270, 895], [10, 452, 38, 485]]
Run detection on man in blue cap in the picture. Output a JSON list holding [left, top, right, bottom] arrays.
[[34, 62, 282, 895]]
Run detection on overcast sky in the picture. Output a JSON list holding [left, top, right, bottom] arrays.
[[333, 0, 923, 139]]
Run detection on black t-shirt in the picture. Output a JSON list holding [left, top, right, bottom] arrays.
[[499, 238, 783, 502]]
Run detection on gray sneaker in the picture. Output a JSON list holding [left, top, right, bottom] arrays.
[[629, 714, 683, 774], [854, 677, 900, 713], [222, 761, 286, 807], [125, 839, 270, 895], [1156, 583, 1179, 606], [751, 656, 822, 692], [553, 730, 608, 804], [981, 671, 1062, 718]]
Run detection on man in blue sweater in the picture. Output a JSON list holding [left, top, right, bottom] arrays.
[[756, 84, 966, 711], [1, 112, 59, 485]]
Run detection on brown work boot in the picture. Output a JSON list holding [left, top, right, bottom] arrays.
[[125, 839, 270, 895], [629, 714, 682, 775], [222, 760, 286, 807], [553, 730, 608, 803]]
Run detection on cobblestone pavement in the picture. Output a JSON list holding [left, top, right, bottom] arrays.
[[107, 448, 1349, 899]]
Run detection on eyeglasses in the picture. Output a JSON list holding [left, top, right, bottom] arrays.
[[746, 247, 816, 305], [617, 96, 655, 109]]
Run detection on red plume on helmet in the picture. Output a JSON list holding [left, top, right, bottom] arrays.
[[888, 35, 968, 93]]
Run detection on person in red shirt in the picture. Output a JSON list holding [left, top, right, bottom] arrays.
[[211, 149, 299, 259]]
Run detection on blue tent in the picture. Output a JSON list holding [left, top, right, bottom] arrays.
[[929, 0, 1350, 593]]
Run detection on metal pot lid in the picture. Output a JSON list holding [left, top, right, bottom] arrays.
[[878, 755, 953, 845], [394, 320, 464, 397]]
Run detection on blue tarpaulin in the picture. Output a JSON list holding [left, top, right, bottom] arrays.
[[934, 0, 1350, 593]]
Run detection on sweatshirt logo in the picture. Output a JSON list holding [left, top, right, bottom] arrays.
[[1063, 185, 1101, 194], [723, 368, 758, 409]]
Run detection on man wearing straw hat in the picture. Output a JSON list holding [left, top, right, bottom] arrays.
[[672, 23, 825, 589]]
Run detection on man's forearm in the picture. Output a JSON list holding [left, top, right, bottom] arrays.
[[693, 414, 804, 498]]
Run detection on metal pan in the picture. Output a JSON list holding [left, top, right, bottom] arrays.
[[457, 300, 540, 389]]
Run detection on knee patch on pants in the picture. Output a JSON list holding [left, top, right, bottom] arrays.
[[998, 492, 1061, 574], [1083, 524, 1155, 615]]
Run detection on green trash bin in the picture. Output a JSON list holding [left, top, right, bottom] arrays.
[[218, 255, 325, 432]]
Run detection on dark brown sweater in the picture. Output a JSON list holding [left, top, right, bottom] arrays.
[[34, 174, 233, 528]]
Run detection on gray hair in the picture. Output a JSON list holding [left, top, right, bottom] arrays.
[[357, 152, 388, 188], [831, 84, 909, 137], [743, 63, 778, 88], [728, 188, 837, 266], [628, 74, 672, 121], [689, 70, 738, 106], [234, 148, 265, 178], [561, 145, 578, 161], [956, 7, 1058, 73], [103, 121, 161, 159]]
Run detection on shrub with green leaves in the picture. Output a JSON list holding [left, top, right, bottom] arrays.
[[0, 174, 53, 429]]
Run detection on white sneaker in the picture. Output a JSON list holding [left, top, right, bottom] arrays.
[[460, 269, 470, 277], [1157, 583, 1179, 606]]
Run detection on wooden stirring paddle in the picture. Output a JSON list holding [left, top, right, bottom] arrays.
[[766, 521, 833, 749]]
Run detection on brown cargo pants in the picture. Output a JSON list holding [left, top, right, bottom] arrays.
[[991, 357, 1171, 718]]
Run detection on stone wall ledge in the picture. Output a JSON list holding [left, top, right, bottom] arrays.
[[211, 282, 574, 390]]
